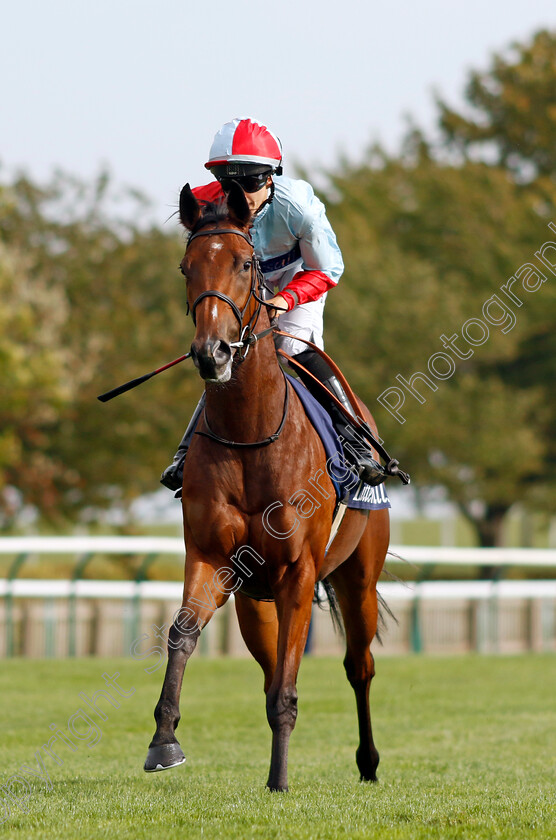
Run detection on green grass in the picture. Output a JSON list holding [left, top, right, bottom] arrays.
[[0, 654, 555, 839]]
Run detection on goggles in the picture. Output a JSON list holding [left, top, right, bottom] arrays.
[[218, 172, 271, 194]]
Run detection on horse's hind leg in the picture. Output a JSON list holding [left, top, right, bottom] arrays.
[[144, 558, 229, 772], [234, 593, 278, 692], [329, 508, 389, 782]]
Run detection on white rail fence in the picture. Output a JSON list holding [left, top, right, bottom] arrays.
[[1, 538, 555, 658]]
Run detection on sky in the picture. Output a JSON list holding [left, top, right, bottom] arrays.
[[2, 0, 556, 223]]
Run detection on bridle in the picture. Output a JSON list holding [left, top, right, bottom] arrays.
[[186, 225, 273, 363]]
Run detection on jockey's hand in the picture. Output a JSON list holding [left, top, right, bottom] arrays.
[[266, 294, 289, 322]]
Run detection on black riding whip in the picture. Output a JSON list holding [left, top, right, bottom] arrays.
[[97, 353, 191, 402]]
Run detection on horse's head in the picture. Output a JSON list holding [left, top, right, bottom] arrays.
[[179, 183, 260, 383]]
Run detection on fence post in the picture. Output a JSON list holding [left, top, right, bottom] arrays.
[[5, 553, 30, 657], [409, 565, 435, 653], [488, 565, 506, 653], [44, 597, 57, 657], [68, 553, 93, 657], [541, 598, 555, 651], [129, 553, 159, 652]]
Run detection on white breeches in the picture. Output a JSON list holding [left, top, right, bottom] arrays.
[[263, 265, 326, 357]]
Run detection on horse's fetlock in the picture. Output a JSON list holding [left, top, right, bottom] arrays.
[[154, 700, 179, 728]]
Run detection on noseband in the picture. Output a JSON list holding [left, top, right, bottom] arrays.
[[186, 226, 266, 361]]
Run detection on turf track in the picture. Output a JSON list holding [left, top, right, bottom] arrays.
[[0, 653, 555, 839]]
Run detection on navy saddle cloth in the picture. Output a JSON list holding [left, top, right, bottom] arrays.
[[286, 374, 390, 511]]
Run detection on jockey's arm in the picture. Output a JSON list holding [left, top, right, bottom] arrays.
[[275, 190, 344, 313], [192, 180, 344, 316]]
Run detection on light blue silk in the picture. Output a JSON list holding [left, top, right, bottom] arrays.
[[250, 176, 344, 286]]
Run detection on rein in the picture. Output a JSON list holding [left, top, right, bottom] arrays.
[[196, 367, 290, 448]]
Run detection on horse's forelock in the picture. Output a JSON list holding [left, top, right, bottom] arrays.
[[189, 202, 230, 235]]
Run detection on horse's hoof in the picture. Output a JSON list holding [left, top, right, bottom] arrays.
[[144, 742, 186, 772]]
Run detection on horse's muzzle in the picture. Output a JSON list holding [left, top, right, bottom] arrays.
[[190, 338, 233, 382]]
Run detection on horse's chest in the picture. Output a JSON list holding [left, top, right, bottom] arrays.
[[183, 440, 324, 567]]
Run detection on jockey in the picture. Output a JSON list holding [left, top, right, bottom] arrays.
[[161, 117, 383, 492]]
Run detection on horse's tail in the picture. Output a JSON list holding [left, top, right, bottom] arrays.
[[314, 579, 345, 637], [314, 579, 397, 645], [373, 549, 411, 643], [375, 590, 398, 644]]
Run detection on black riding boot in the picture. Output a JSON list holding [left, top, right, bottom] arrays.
[[160, 396, 205, 491], [293, 350, 385, 486]]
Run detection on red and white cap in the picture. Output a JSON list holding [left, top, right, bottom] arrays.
[[205, 117, 283, 171]]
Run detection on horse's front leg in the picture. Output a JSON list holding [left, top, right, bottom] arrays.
[[144, 558, 228, 772], [266, 563, 315, 792]]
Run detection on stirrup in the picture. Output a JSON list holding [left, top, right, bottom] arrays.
[[160, 452, 187, 492], [160, 396, 205, 492], [358, 458, 388, 487]]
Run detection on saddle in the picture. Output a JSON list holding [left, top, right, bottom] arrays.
[[285, 374, 391, 513]]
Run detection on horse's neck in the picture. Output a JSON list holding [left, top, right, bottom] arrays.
[[204, 334, 286, 443]]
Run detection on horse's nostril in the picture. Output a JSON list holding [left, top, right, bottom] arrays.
[[212, 340, 232, 364], [190, 343, 200, 368], [191, 338, 232, 380]]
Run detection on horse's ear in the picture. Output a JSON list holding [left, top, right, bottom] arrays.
[[179, 183, 201, 230], [226, 181, 252, 228]]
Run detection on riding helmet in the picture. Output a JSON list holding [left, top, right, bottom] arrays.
[[205, 117, 283, 177]]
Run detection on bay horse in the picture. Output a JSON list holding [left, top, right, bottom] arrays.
[[144, 181, 390, 791]]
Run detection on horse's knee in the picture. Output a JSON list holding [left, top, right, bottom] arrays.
[[266, 685, 298, 732], [168, 621, 200, 657]]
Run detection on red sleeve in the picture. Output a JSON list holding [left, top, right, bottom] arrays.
[[192, 182, 225, 203], [280, 270, 336, 310]]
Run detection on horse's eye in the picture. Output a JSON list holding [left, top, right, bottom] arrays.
[[179, 264, 187, 278], [243, 260, 252, 272]]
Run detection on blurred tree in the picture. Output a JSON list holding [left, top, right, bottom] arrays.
[[436, 26, 556, 539], [0, 231, 72, 526], [321, 110, 555, 549], [0, 170, 199, 526], [437, 29, 556, 182]]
